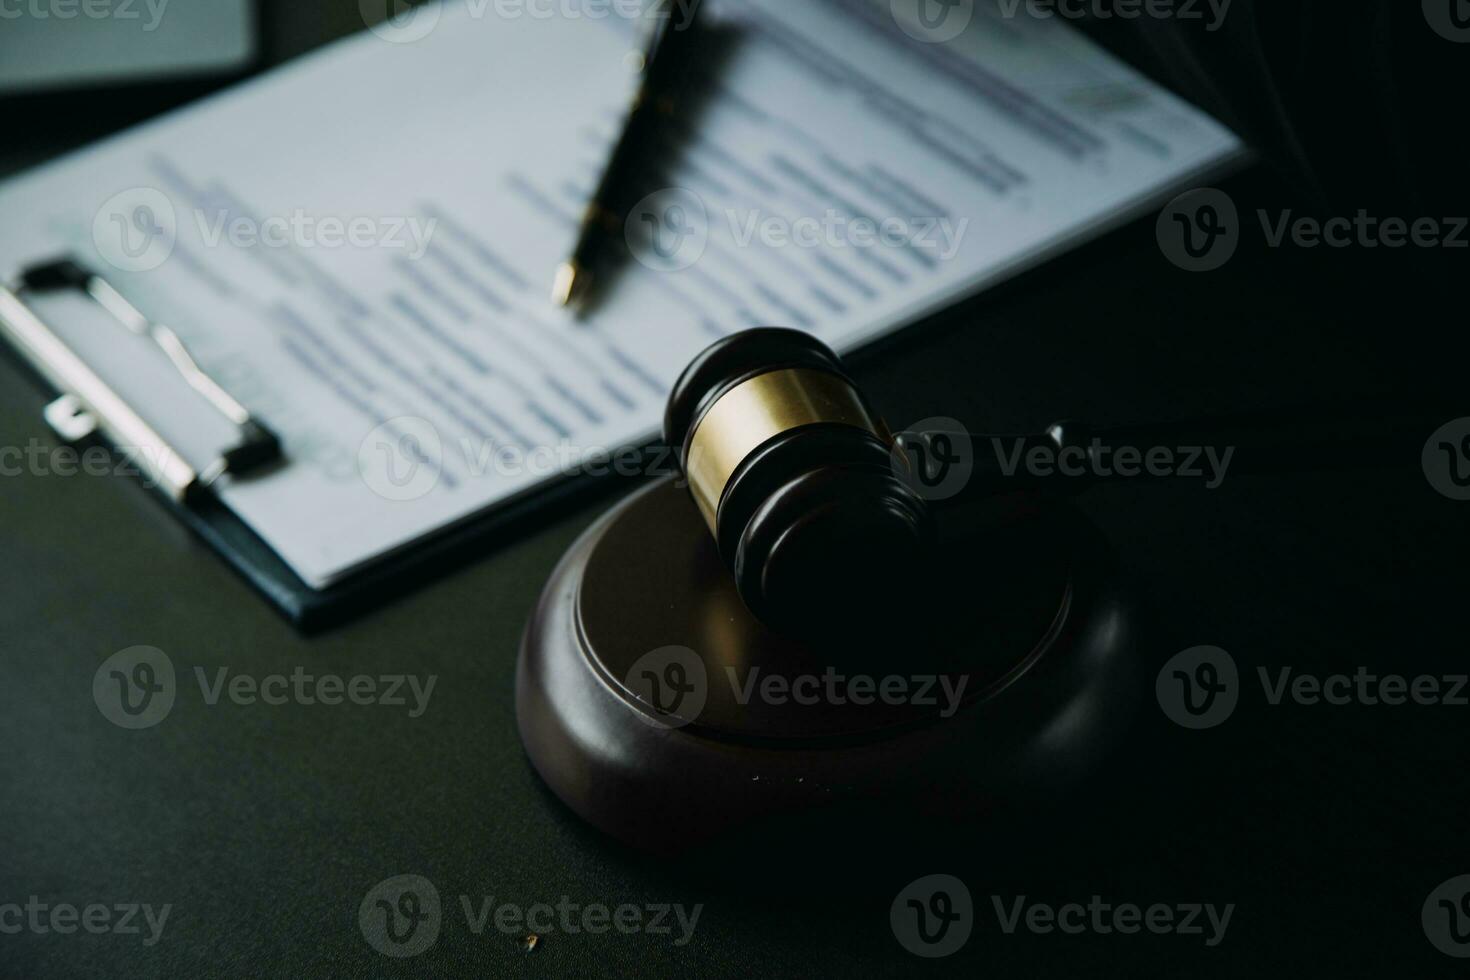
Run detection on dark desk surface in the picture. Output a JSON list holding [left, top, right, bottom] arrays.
[[3, 10, 1468, 979]]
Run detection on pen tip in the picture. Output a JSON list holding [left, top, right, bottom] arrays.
[[552, 261, 586, 308]]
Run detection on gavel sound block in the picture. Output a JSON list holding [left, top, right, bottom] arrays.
[[515, 477, 1138, 851]]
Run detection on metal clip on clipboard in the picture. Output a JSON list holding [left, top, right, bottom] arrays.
[[0, 256, 282, 503]]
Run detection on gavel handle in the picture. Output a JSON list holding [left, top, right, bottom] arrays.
[[897, 405, 1456, 494]]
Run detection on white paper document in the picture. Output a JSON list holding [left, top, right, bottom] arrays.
[[0, 0, 1241, 589]]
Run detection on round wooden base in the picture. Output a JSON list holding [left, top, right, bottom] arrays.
[[516, 478, 1138, 851]]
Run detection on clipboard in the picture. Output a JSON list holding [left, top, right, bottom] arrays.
[[0, 255, 613, 631], [0, 0, 1246, 631]]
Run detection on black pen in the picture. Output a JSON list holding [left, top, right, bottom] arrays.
[[552, 0, 704, 308]]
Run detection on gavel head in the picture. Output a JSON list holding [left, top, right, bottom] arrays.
[[664, 328, 933, 636]]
